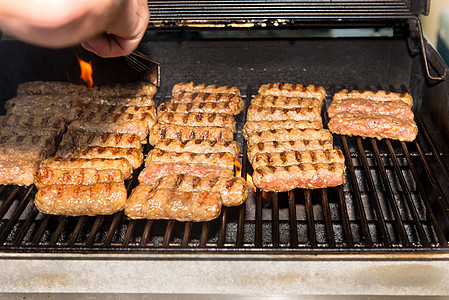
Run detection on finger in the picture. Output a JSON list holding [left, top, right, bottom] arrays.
[[81, 34, 140, 58]]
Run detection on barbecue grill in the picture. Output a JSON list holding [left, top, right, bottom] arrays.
[[1, 0, 449, 296]]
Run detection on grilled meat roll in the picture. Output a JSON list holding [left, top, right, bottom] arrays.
[[7, 104, 82, 123], [253, 163, 346, 192], [35, 182, 127, 216], [328, 99, 414, 119], [125, 186, 222, 222], [328, 112, 418, 141], [145, 149, 234, 170], [155, 139, 240, 158], [251, 149, 345, 170], [152, 174, 248, 207], [158, 101, 242, 116], [243, 120, 322, 139], [0, 134, 56, 162], [61, 132, 142, 149], [80, 103, 156, 116], [247, 128, 333, 148], [68, 120, 149, 142], [35, 168, 124, 189], [258, 83, 326, 101], [333, 89, 413, 106], [247, 140, 334, 162], [138, 163, 233, 186], [41, 157, 133, 179], [0, 126, 62, 137], [149, 123, 234, 145], [89, 82, 157, 97], [57, 146, 143, 169], [5, 95, 80, 110], [79, 96, 155, 107], [250, 95, 322, 108], [158, 111, 236, 132], [0, 114, 66, 131], [77, 108, 156, 126], [246, 105, 322, 123], [0, 160, 37, 186], [172, 82, 240, 96], [16, 81, 88, 96]]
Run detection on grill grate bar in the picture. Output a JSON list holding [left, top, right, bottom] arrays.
[[337, 186, 354, 247], [31, 214, 50, 246], [0, 186, 34, 244], [357, 138, 391, 247], [272, 193, 280, 247], [86, 216, 103, 246], [400, 141, 447, 245], [305, 190, 317, 247], [200, 222, 209, 247], [385, 140, 430, 247], [0, 187, 20, 220], [288, 191, 298, 247], [371, 139, 410, 247], [139, 220, 153, 246], [163, 220, 175, 247], [48, 216, 67, 246], [341, 136, 373, 247], [67, 216, 87, 247], [255, 190, 263, 247], [217, 208, 227, 247], [123, 219, 136, 246], [321, 189, 335, 248], [181, 222, 192, 247], [103, 213, 121, 246], [12, 207, 39, 246]]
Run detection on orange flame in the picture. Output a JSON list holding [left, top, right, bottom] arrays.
[[78, 57, 93, 87], [234, 160, 256, 192]]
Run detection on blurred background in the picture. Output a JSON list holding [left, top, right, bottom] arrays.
[[422, 0, 449, 63]]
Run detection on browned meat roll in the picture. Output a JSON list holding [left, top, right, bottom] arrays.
[[258, 83, 326, 100], [138, 163, 233, 186], [149, 123, 234, 145], [328, 99, 414, 119], [0, 160, 38, 186], [61, 132, 142, 149], [247, 128, 333, 148], [16, 81, 88, 96], [0, 126, 62, 137], [253, 163, 346, 192], [155, 139, 240, 158], [247, 140, 334, 162], [246, 105, 322, 123], [125, 186, 222, 222], [333, 89, 413, 106], [89, 82, 157, 97], [7, 104, 82, 123], [56, 146, 143, 169], [77, 109, 156, 127], [251, 149, 345, 170], [157, 101, 242, 116], [80, 103, 156, 116], [35, 182, 127, 216], [145, 149, 234, 170], [328, 112, 418, 141], [68, 120, 149, 142], [0, 114, 66, 131], [0, 135, 56, 161], [79, 96, 155, 107], [243, 120, 322, 139], [41, 157, 133, 179], [172, 82, 240, 96], [5, 95, 80, 110], [250, 95, 322, 108], [158, 111, 236, 132], [35, 168, 124, 189]]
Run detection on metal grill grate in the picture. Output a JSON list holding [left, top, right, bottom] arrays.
[[0, 85, 448, 254]]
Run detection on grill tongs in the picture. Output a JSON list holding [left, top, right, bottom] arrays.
[[124, 50, 160, 86]]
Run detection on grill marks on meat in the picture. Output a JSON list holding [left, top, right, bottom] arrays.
[[80, 96, 155, 107], [17, 81, 88, 96], [138, 163, 234, 186], [69, 120, 149, 142], [329, 89, 417, 142], [0, 160, 38, 186], [328, 112, 418, 142], [35, 182, 127, 216], [252, 149, 345, 170], [61, 132, 142, 149], [247, 105, 322, 123], [5, 95, 79, 110], [334, 89, 413, 106], [149, 123, 234, 145], [89, 82, 157, 97], [80, 103, 156, 116], [77, 109, 156, 126], [155, 139, 240, 158], [125, 186, 222, 222], [253, 163, 346, 192], [158, 101, 242, 116], [172, 82, 240, 96], [258, 83, 326, 101], [0, 134, 56, 162], [35, 168, 123, 189], [251, 95, 322, 108], [7, 104, 82, 123], [145, 149, 235, 170], [0, 115, 66, 131], [158, 112, 236, 132], [247, 128, 333, 148], [328, 99, 414, 119], [243, 120, 322, 139], [151, 174, 248, 207]]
